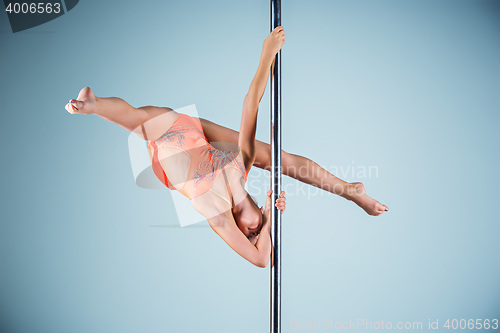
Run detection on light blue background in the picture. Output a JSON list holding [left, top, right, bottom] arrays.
[[1, 0, 499, 332]]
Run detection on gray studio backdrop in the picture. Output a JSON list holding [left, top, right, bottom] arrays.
[[1, 0, 499, 332]]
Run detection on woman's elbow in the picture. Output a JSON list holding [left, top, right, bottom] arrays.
[[254, 262, 266, 268], [243, 94, 258, 107], [241, 150, 256, 170], [255, 256, 269, 268]]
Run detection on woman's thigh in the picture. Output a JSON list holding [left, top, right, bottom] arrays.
[[200, 118, 271, 170], [137, 107, 177, 141]]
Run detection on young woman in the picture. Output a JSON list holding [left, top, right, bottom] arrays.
[[65, 27, 388, 268]]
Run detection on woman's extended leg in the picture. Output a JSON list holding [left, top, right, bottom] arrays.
[[66, 88, 387, 215], [65, 87, 172, 135], [200, 118, 388, 216]]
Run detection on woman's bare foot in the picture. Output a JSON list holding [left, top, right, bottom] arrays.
[[344, 182, 389, 216], [65, 87, 98, 115]]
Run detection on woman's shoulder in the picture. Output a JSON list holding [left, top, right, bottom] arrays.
[[190, 190, 233, 222]]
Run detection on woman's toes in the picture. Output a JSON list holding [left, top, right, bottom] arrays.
[[374, 202, 388, 215], [77, 100, 84, 110], [67, 99, 84, 113], [65, 103, 72, 113]]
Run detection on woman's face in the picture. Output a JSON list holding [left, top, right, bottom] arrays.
[[232, 194, 263, 245]]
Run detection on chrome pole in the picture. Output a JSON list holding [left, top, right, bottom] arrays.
[[270, 1, 282, 333]]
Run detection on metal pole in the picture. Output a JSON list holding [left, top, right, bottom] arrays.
[[270, 1, 281, 333]]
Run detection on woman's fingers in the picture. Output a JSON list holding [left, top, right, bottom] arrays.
[[275, 202, 285, 213], [264, 190, 286, 213], [275, 192, 286, 213], [275, 199, 285, 205]]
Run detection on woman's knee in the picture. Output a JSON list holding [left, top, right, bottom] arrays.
[[281, 150, 291, 165], [281, 150, 294, 175], [261, 148, 290, 168], [253, 143, 290, 170]]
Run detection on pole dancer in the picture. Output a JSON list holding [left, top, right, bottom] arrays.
[[65, 24, 388, 270]]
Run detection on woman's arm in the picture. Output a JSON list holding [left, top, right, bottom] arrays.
[[208, 210, 272, 268], [239, 27, 285, 170], [204, 190, 286, 268]]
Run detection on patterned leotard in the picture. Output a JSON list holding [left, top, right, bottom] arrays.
[[147, 113, 248, 202]]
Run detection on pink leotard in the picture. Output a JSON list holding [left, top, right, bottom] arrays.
[[147, 113, 248, 201]]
